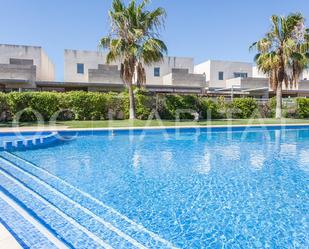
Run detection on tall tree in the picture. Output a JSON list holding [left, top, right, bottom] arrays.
[[251, 13, 308, 118], [288, 24, 309, 88], [100, 0, 167, 119]]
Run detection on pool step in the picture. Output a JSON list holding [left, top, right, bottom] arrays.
[[0, 157, 142, 249], [0, 152, 177, 249], [0, 132, 59, 151], [0, 192, 64, 249], [0, 165, 113, 249]]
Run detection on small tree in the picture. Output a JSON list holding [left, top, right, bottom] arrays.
[[100, 0, 167, 119]]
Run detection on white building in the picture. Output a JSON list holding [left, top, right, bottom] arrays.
[[0, 44, 55, 84], [0, 44, 308, 96], [64, 49, 206, 87], [194, 60, 270, 98], [194, 60, 254, 88]]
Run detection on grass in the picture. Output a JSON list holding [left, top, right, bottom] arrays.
[[1, 118, 308, 129], [59, 119, 309, 128]]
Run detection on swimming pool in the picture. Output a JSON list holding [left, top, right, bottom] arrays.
[[0, 126, 308, 248]]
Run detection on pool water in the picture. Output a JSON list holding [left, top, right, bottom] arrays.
[[0, 126, 308, 248]]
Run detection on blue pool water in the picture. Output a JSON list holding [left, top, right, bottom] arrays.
[[0, 126, 308, 248]]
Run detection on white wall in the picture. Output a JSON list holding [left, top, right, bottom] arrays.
[[194, 60, 210, 83], [64, 50, 110, 83], [253, 66, 309, 81], [64, 49, 195, 85], [162, 73, 173, 85], [162, 69, 205, 87], [252, 66, 267, 78], [226, 77, 269, 89], [0, 44, 40, 79], [40, 49, 55, 81], [225, 78, 242, 88], [195, 60, 253, 88], [0, 44, 55, 81], [144, 57, 194, 85]]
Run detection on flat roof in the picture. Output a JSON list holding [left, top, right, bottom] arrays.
[[0, 44, 42, 49]]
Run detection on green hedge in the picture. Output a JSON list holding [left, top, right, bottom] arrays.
[[198, 98, 221, 119], [65, 91, 108, 120], [296, 98, 309, 118], [0, 93, 9, 121], [6, 92, 61, 122], [231, 98, 258, 119], [135, 90, 155, 120], [158, 94, 199, 119], [0, 91, 307, 122]]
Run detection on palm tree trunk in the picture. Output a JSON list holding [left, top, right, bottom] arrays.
[[275, 82, 283, 119], [128, 83, 136, 120]]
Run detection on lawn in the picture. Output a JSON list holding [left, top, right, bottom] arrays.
[[1, 118, 308, 129], [59, 118, 309, 128]]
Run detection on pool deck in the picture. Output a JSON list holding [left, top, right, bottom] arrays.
[[0, 123, 309, 133], [0, 224, 21, 249]]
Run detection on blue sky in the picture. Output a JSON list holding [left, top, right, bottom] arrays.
[[1, 0, 309, 80]]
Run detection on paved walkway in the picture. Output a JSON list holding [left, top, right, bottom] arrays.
[[0, 126, 68, 133]]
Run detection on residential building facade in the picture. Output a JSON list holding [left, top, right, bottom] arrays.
[[194, 60, 253, 88], [64, 49, 206, 88], [0, 44, 308, 97], [0, 44, 55, 89]]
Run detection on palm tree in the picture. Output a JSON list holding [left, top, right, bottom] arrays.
[[289, 26, 309, 88], [250, 13, 308, 118], [100, 0, 167, 119]]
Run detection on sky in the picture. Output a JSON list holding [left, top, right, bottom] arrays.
[[1, 0, 309, 80]]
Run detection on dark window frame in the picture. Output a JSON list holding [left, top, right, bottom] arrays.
[[234, 72, 248, 78], [77, 63, 84, 74], [218, 71, 224, 80], [154, 67, 160, 77]]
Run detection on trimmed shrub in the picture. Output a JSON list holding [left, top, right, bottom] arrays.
[[259, 98, 276, 118], [283, 108, 298, 118], [296, 98, 309, 118], [106, 92, 129, 120], [30, 92, 61, 121], [198, 98, 221, 119], [7, 92, 39, 122], [215, 96, 230, 118], [0, 93, 10, 121], [65, 91, 108, 120], [135, 90, 156, 120], [231, 98, 258, 119], [158, 94, 199, 120], [1, 91, 308, 122]]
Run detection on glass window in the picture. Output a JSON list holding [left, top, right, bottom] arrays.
[[218, 71, 224, 80], [154, 67, 160, 77], [77, 63, 84, 74], [234, 72, 248, 78]]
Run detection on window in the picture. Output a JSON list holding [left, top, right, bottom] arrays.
[[77, 63, 84, 74], [234, 72, 248, 78], [154, 67, 160, 77], [218, 71, 224, 80]]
